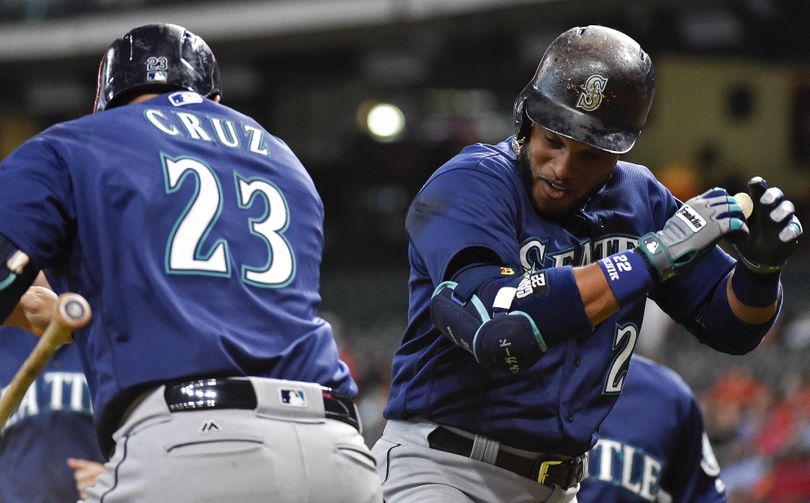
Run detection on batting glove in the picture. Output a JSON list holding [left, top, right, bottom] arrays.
[[733, 177, 803, 273], [637, 188, 748, 282]]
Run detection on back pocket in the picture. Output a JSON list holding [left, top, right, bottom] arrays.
[[165, 435, 265, 457]]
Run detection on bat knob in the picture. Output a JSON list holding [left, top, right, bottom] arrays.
[[56, 293, 92, 330]]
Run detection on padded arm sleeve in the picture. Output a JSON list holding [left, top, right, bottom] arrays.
[[430, 262, 593, 373], [467, 266, 594, 345]]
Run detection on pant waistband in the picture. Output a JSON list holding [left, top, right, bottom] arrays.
[[163, 377, 361, 433], [427, 426, 586, 488]]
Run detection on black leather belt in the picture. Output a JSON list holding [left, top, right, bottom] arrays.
[[163, 378, 361, 433], [427, 426, 585, 488]]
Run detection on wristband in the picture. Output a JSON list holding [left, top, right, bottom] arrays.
[[730, 263, 781, 308], [597, 249, 655, 306]]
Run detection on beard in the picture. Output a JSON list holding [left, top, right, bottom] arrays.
[[516, 136, 613, 220], [517, 138, 538, 208]]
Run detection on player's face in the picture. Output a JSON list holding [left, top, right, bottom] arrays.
[[521, 125, 618, 216]]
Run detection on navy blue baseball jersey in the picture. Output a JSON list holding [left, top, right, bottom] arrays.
[[384, 138, 746, 456], [0, 91, 355, 452], [579, 355, 726, 502], [0, 326, 103, 502]]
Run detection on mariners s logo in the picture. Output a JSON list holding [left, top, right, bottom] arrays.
[[576, 74, 608, 112]]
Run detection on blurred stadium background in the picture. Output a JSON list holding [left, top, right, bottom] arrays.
[[1, 0, 808, 501]]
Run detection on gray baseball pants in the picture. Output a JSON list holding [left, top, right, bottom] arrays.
[[84, 378, 382, 502], [372, 419, 579, 503]]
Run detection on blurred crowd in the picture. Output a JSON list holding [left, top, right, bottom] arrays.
[[665, 306, 810, 503]]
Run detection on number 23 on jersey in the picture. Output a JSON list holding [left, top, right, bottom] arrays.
[[162, 153, 295, 288]]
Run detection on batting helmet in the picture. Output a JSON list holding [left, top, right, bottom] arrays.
[[94, 24, 221, 113], [513, 25, 655, 154]]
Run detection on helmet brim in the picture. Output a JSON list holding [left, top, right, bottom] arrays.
[[525, 92, 639, 155]]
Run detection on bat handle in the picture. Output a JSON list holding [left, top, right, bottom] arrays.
[[0, 293, 91, 429]]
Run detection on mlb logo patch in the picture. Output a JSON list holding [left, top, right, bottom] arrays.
[[147, 71, 168, 82], [280, 388, 307, 407], [169, 91, 204, 107], [642, 236, 660, 254]]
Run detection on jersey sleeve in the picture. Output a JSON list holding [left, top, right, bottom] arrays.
[[0, 135, 74, 268], [661, 390, 727, 502], [650, 248, 735, 322], [405, 161, 520, 284]]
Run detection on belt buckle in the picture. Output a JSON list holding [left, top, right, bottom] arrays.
[[535, 459, 562, 485]]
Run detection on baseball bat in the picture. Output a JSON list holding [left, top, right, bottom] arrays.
[[734, 192, 754, 219], [0, 293, 91, 429]]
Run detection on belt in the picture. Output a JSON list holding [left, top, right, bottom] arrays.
[[427, 426, 585, 488], [163, 378, 361, 433]]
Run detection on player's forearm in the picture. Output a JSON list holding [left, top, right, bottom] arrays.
[[572, 263, 621, 325], [727, 271, 779, 324], [694, 269, 776, 354], [725, 262, 781, 324]]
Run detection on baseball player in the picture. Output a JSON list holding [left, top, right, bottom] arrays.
[[2, 274, 105, 501], [0, 24, 380, 502], [0, 327, 105, 502], [371, 25, 802, 502], [578, 355, 726, 502]]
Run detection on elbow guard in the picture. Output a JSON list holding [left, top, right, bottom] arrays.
[[430, 281, 546, 374], [0, 235, 37, 322]]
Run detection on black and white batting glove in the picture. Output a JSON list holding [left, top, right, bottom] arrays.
[[733, 176, 803, 274], [637, 188, 748, 282]]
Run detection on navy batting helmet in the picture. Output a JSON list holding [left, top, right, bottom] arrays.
[[94, 24, 221, 113], [513, 25, 655, 154]]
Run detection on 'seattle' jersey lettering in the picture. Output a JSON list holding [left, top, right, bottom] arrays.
[[589, 438, 663, 501], [580, 356, 726, 502], [0, 329, 93, 432], [1, 370, 91, 430], [520, 235, 638, 271], [0, 328, 104, 502]]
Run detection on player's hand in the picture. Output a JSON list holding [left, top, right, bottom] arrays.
[[2, 286, 57, 336], [637, 188, 748, 282], [67, 457, 105, 499], [733, 177, 803, 273]]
